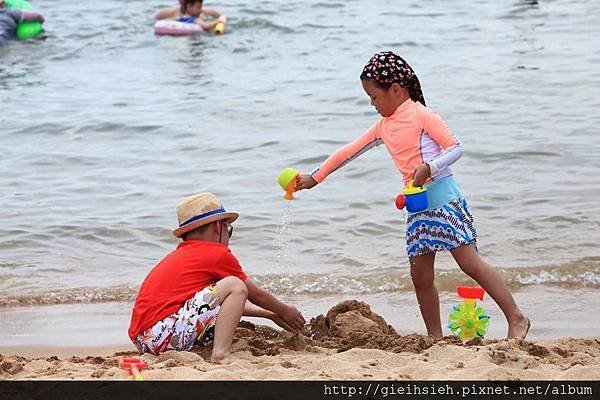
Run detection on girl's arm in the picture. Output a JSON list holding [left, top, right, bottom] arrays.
[[298, 123, 382, 190], [414, 144, 464, 186], [153, 7, 179, 20], [427, 143, 463, 176], [201, 7, 227, 22], [196, 16, 226, 30], [413, 110, 463, 186], [195, 19, 217, 30]]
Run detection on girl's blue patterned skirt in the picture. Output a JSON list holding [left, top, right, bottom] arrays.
[[406, 198, 477, 257]]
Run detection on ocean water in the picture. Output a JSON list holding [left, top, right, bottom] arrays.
[[1, 0, 599, 346]]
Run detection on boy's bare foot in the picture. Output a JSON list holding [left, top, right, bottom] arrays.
[[210, 350, 235, 364], [507, 315, 530, 339]]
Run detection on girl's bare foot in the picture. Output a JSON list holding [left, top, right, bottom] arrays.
[[507, 315, 530, 339]]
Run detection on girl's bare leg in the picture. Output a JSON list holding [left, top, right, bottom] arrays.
[[450, 243, 530, 339], [410, 251, 443, 338]]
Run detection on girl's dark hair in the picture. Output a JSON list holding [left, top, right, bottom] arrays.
[[180, 0, 203, 13], [360, 51, 426, 106]]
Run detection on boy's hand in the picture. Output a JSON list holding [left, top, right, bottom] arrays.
[[279, 305, 306, 331], [296, 174, 317, 190], [270, 313, 294, 331], [412, 163, 431, 187]]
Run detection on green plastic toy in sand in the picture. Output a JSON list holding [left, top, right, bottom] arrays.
[[448, 286, 490, 340], [5, 0, 43, 39]]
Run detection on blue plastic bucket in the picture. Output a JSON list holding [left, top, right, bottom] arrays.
[[403, 181, 428, 213], [405, 191, 428, 212]]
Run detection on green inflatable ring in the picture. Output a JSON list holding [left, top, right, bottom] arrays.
[[5, 0, 43, 39]]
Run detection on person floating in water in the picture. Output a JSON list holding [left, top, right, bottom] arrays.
[[295, 51, 530, 340], [153, 0, 226, 31], [0, 0, 44, 46]]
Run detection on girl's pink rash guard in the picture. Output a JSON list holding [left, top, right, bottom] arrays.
[[311, 99, 463, 186]]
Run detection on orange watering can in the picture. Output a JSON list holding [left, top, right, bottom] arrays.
[[278, 168, 299, 200]]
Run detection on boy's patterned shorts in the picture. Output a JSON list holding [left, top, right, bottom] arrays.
[[133, 285, 221, 355]]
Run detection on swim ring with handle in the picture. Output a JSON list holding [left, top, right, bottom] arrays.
[[5, 0, 43, 39], [154, 19, 203, 36]]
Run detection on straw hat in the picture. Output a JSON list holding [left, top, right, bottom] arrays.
[[172, 192, 238, 238]]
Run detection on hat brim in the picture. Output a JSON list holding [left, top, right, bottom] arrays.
[[172, 211, 239, 238]]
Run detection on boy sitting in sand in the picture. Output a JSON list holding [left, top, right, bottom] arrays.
[[128, 192, 305, 364], [0, 0, 44, 46], [153, 0, 226, 31]]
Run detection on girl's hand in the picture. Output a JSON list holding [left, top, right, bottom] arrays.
[[412, 163, 431, 187], [296, 174, 317, 190], [217, 15, 227, 23]]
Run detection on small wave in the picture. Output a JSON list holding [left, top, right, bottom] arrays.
[[0, 285, 138, 307], [313, 2, 345, 9], [1, 258, 598, 308], [381, 41, 419, 48], [256, 260, 600, 295], [238, 8, 277, 16], [14, 123, 74, 136], [73, 122, 162, 134], [296, 155, 328, 164], [234, 18, 295, 34], [469, 150, 560, 162]]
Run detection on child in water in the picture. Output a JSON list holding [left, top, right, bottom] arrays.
[[0, 0, 44, 46], [295, 51, 530, 339], [153, 0, 226, 31]]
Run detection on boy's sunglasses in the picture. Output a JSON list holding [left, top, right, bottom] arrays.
[[223, 221, 233, 238]]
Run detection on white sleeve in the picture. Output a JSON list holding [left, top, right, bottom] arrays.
[[427, 143, 463, 176]]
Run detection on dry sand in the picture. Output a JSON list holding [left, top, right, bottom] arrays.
[[1, 301, 599, 380]]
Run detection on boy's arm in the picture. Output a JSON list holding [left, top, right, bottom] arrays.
[[244, 277, 305, 330], [243, 302, 296, 331], [153, 7, 178, 20], [21, 11, 44, 23]]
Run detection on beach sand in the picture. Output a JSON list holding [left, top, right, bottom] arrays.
[[1, 301, 599, 381]]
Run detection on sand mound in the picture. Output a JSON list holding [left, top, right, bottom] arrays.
[[218, 300, 448, 356], [308, 300, 464, 353]]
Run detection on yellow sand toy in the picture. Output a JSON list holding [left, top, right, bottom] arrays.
[[448, 286, 490, 339], [278, 168, 299, 200], [213, 22, 225, 34]]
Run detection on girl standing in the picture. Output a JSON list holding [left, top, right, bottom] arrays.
[[296, 51, 530, 339]]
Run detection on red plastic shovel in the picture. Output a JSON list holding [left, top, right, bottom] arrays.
[[119, 357, 147, 381]]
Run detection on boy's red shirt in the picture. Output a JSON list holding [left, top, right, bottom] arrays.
[[128, 240, 247, 340]]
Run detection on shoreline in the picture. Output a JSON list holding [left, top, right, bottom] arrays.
[[1, 301, 600, 380], [2, 286, 600, 350]]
